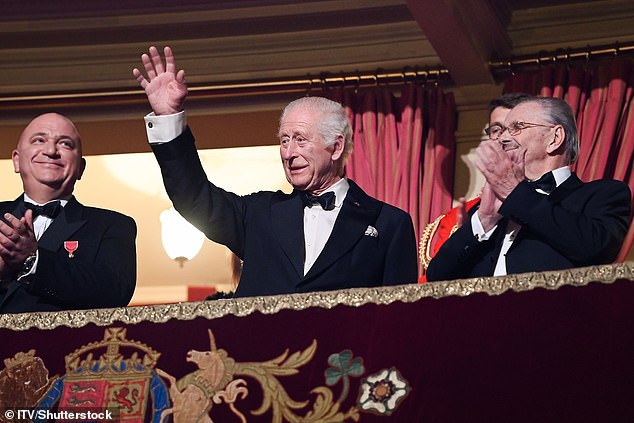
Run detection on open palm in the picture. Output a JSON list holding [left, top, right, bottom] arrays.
[[133, 46, 187, 115]]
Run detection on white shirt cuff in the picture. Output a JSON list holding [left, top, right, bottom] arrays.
[[144, 111, 187, 144], [471, 211, 497, 241]]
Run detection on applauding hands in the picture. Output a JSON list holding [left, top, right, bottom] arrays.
[[0, 210, 37, 279]]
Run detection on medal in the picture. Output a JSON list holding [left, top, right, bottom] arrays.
[[64, 240, 78, 258]]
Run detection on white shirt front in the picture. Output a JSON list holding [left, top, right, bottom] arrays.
[[303, 178, 349, 275], [23, 194, 68, 276], [472, 166, 572, 276]]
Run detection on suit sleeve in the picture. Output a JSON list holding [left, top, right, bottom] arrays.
[[382, 210, 419, 285], [151, 127, 249, 257], [28, 214, 136, 309], [425, 208, 500, 282], [499, 179, 632, 265]]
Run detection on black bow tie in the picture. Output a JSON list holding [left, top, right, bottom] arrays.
[[24, 200, 61, 218], [301, 191, 336, 211], [527, 172, 557, 194]]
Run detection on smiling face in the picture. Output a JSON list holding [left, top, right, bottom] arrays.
[[278, 105, 344, 194], [488, 105, 512, 137], [500, 101, 566, 180], [489, 105, 522, 152], [12, 113, 86, 203]]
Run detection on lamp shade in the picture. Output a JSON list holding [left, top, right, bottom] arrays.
[[160, 208, 205, 262]]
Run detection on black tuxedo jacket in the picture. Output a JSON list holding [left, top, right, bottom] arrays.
[[151, 127, 418, 297], [426, 174, 632, 281], [0, 197, 136, 313]]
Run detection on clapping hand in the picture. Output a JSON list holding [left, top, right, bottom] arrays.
[[0, 210, 37, 277], [474, 139, 526, 202], [133, 46, 187, 115]]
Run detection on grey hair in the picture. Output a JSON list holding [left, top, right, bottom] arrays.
[[280, 96, 353, 159], [530, 96, 580, 164]]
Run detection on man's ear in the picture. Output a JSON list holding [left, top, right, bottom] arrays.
[[331, 135, 345, 161], [77, 158, 87, 180], [12, 150, 19, 173], [546, 125, 565, 155]]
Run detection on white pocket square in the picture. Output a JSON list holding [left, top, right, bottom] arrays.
[[364, 225, 378, 238]]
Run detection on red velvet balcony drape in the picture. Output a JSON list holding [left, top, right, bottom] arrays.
[[326, 85, 457, 255]]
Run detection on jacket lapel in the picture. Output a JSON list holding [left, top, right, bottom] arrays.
[[489, 217, 510, 265], [302, 180, 381, 282], [507, 172, 583, 253], [0, 197, 24, 218], [271, 191, 305, 278], [0, 198, 26, 308], [38, 197, 87, 252], [547, 172, 583, 204]]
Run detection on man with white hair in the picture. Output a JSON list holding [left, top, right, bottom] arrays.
[[427, 96, 631, 281], [133, 46, 418, 297]]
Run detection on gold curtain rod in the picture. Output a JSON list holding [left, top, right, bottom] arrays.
[[489, 41, 634, 73], [0, 68, 449, 104]]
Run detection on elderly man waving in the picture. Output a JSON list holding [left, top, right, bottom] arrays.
[[133, 46, 418, 297]]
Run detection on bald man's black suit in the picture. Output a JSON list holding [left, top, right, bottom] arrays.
[[0, 197, 136, 313]]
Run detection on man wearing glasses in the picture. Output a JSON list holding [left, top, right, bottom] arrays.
[[419, 93, 529, 280], [426, 96, 631, 281]]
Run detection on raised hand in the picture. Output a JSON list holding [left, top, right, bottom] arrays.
[[133, 46, 187, 115], [474, 139, 526, 202], [0, 210, 37, 272]]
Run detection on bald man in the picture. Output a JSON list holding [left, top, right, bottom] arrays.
[[0, 113, 136, 313]]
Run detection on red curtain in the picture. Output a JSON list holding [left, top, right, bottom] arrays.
[[504, 59, 634, 261], [327, 85, 457, 258]]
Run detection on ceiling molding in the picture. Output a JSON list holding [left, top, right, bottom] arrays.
[[507, 0, 634, 54], [406, 0, 510, 85], [1, 0, 632, 125]]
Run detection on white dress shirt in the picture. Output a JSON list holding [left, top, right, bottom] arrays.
[[472, 166, 572, 276], [23, 194, 68, 276], [303, 178, 349, 275]]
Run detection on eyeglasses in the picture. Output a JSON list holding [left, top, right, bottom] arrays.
[[485, 121, 557, 140], [484, 124, 504, 140]]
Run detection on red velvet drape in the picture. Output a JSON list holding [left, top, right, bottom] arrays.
[[504, 59, 634, 261], [327, 85, 457, 260]]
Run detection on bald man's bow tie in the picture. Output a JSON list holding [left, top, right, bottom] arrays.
[[25, 200, 61, 218]]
